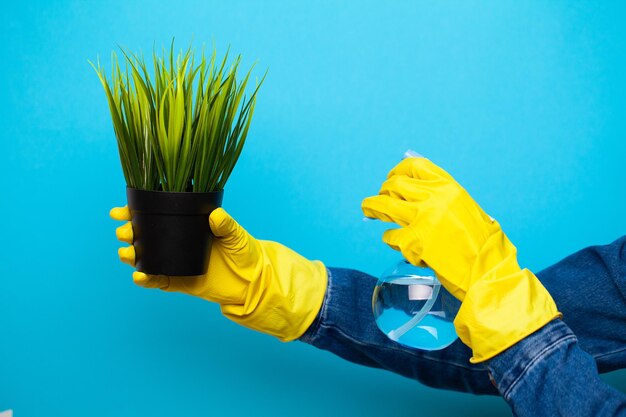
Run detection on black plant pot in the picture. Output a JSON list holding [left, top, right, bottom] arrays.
[[126, 187, 224, 276]]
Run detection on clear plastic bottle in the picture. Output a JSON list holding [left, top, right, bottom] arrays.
[[372, 258, 461, 351], [368, 150, 460, 350]]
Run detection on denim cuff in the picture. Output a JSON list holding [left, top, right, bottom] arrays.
[[298, 267, 334, 345], [486, 319, 578, 400]]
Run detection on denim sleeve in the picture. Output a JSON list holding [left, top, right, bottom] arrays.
[[299, 235, 626, 399], [537, 235, 626, 372], [487, 319, 626, 417], [299, 267, 498, 395]]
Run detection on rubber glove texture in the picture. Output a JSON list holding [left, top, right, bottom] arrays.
[[111, 206, 328, 342], [361, 157, 560, 363]]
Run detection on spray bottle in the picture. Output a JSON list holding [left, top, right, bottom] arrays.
[[369, 150, 460, 350]]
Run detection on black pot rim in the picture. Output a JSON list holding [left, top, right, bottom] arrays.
[[127, 187, 224, 215], [127, 186, 224, 194]]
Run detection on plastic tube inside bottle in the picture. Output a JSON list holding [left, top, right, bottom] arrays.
[[387, 283, 441, 341]]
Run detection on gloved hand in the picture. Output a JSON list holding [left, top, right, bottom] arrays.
[[110, 206, 328, 342], [362, 157, 561, 363]]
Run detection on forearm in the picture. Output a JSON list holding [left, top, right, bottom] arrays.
[[537, 235, 626, 372], [299, 236, 626, 396], [491, 236, 626, 416], [299, 267, 497, 395], [487, 320, 626, 417]]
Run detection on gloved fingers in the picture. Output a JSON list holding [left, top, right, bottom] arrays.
[[209, 208, 253, 251], [379, 175, 431, 201], [132, 271, 171, 290], [361, 195, 416, 226], [110, 206, 131, 221], [382, 227, 405, 252], [118, 245, 136, 267], [387, 157, 454, 181], [132, 271, 207, 295], [116, 222, 133, 244], [382, 228, 426, 266]]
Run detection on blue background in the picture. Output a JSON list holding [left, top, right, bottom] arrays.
[[2, 1, 626, 416]]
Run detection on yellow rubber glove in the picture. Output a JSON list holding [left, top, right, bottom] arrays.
[[362, 157, 560, 363], [110, 206, 328, 342]]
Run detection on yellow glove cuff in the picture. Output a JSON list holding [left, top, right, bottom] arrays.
[[220, 242, 328, 342], [454, 268, 561, 363]]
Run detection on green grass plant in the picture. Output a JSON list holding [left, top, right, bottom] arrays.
[[91, 43, 265, 192]]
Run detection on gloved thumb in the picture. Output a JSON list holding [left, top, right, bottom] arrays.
[[209, 208, 250, 250]]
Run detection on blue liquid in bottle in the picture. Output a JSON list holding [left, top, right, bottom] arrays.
[[372, 259, 461, 350]]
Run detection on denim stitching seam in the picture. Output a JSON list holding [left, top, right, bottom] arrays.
[[503, 334, 577, 400]]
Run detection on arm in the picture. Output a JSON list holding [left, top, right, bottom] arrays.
[[361, 156, 626, 416], [493, 237, 626, 415], [298, 235, 626, 397], [111, 206, 328, 342]]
